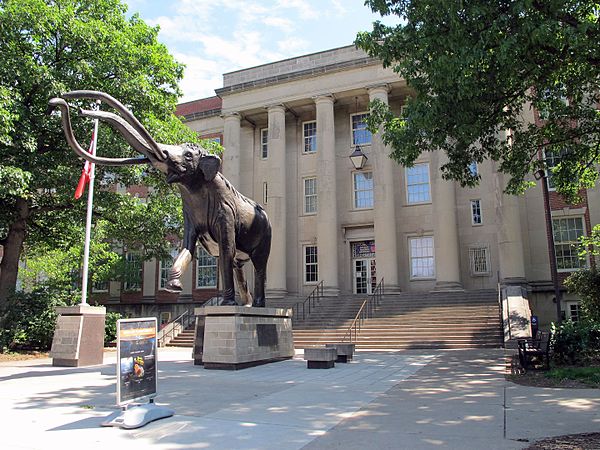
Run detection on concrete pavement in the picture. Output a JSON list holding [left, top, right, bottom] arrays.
[[0, 348, 598, 449]]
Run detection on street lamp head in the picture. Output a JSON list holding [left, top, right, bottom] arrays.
[[350, 145, 368, 170]]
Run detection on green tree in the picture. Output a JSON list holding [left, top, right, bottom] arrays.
[[356, 0, 600, 199], [0, 0, 200, 308]]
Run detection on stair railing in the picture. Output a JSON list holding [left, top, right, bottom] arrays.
[[157, 308, 195, 347], [292, 280, 324, 321], [342, 278, 384, 343]]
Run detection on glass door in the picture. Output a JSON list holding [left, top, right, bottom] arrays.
[[354, 258, 376, 294]]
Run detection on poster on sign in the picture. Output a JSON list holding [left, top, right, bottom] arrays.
[[117, 317, 158, 405]]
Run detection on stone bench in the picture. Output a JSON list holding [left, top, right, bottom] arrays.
[[303, 347, 337, 369], [325, 343, 355, 363]]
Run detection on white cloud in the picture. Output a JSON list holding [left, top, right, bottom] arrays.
[[175, 53, 223, 101], [276, 0, 320, 20], [330, 0, 347, 15], [277, 36, 309, 55], [263, 16, 294, 31]]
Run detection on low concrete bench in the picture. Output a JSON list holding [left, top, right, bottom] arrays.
[[325, 343, 355, 363], [304, 347, 337, 369]]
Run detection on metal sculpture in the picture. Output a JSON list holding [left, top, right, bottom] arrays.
[[49, 91, 271, 307]]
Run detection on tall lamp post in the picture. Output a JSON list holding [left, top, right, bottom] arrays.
[[534, 165, 563, 324]]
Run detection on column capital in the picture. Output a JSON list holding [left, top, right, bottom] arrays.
[[313, 94, 335, 105], [221, 111, 241, 121], [265, 103, 286, 113], [367, 84, 391, 97]]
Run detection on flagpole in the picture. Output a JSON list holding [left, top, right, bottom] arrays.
[[80, 102, 100, 306]]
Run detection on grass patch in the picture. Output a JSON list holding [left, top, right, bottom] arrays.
[[545, 366, 600, 386]]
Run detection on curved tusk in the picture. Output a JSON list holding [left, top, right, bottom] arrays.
[[48, 98, 150, 166], [62, 90, 167, 161]]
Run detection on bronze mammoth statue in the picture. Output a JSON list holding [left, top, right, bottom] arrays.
[[48, 91, 271, 307]]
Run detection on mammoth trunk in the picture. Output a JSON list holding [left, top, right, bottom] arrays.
[[0, 199, 29, 309]]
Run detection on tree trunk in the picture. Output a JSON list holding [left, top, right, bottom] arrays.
[[0, 198, 29, 310]]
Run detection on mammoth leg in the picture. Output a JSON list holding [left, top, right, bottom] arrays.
[[165, 248, 192, 293], [234, 259, 253, 307], [218, 223, 238, 306], [251, 247, 270, 308]]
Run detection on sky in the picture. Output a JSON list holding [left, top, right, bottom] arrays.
[[123, 0, 399, 103]]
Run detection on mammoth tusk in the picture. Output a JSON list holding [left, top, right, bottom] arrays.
[[48, 98, 150, 166], [62, 90, 168, 161], [79, 108, 155, 159]]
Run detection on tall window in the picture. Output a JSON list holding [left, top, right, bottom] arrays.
[[568, 302, 581, 322], [471, 199, 483, 225], [304, 177, 317, 214], [353, 171, 374, 209], [351, 113, 371, 145], [303, 121, 317, 153], [545, 149, 567, 190], [304, 245, 318, 283], [124, 251, 142, 292], [406, 163, 431, 204], [262, 181, 268, 204], [409, 237, 435, 279], [553, 217, 586, 271], [196, 246, 218, 288], [260, 128, 268, 159], [469, 246, 490, 276], [159, 258, 173, 290]]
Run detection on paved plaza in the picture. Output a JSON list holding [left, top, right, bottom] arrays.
[[1, 348, 598, 449]]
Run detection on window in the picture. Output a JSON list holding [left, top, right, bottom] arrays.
[[304, 245, 318, 283], [260, 128, 268, 159], [567, 302, 581, 322], [351, 113, 371, 146], [545, 149, 567, 190], [471, 199, 483, 225], [469, 162, 478, 176], [353, 171, 374, 209], [409, 237, 435, 279], [303, 121, 317, 153], [196, 246, 218, 288], [124, 251, 142, 292], [159, 247, 179, 290], [92, 280, 109, 293], [469, 246, 490, 276], [304, 177, 317, 214], [263, 181, 268, 204], [406, 163, 431, 204], [553, 217, 586, 271], [209, 136, 221, 144]]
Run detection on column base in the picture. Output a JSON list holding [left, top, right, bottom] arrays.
[[432, 281, 464, 292], [266, 288, 287, 300]]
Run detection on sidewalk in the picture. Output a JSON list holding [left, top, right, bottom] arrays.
[[0, 348, 598, 449]]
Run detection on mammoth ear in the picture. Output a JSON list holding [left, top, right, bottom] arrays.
[[199, 154, 221, 181]]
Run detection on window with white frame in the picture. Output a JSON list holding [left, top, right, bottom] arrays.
[[553, 217, 586, 271], [545, 148, 567, 190], [159, 248, 179, 290], [469, 246, 490, 276], [406, 163, 431, 204], [260, 128, 268, 159], [353, 171, 374, 209], [303, 121, 317, 153], [351, 113, 372, 146], [92, 279, 109, 293], [471, 199, 483, 225], [409, 236, 435, 279], [123, 251, 142, 291], [304, 177, 317, 214], [196, 246, 218, 288], [567, 302, 581, 322], [304, 245, 318, 283]]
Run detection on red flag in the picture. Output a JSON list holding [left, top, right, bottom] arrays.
[[74, 130, 95, 200]]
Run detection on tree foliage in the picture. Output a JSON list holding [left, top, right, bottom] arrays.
[[0, 0, 200, 306], [565, 268, 600, 322], [356, 0, 600, 198]]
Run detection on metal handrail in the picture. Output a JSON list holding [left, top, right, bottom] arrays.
[[292, 280, 324, 321], [342, 278, 384, 343], [157, 308, 195, 347]]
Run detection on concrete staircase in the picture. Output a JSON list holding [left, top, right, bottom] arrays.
[[165, 326, 195, 347], [289, 290, 503, 350]]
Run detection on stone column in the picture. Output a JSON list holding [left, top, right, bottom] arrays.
[[222, 112, 241, 188], [431, 151, 463, 290], [495, 171, 526, 285], [266, 105, 287, 298], [315, 95, 339, 296], [368, 85, 400, 292]]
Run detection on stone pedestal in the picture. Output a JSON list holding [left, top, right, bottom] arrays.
[[192, 315, 206, 365], [195, 306, 293, 370], [49, 305, 106, 367]]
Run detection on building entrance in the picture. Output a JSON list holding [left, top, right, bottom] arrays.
[[351, 240, 376, 294]]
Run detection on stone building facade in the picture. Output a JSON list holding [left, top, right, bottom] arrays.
[[98, 45, 597, 327]]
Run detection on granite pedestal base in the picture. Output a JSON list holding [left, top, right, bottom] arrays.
[[195, 306, 293, 370], [49, 305, 106, 367]]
